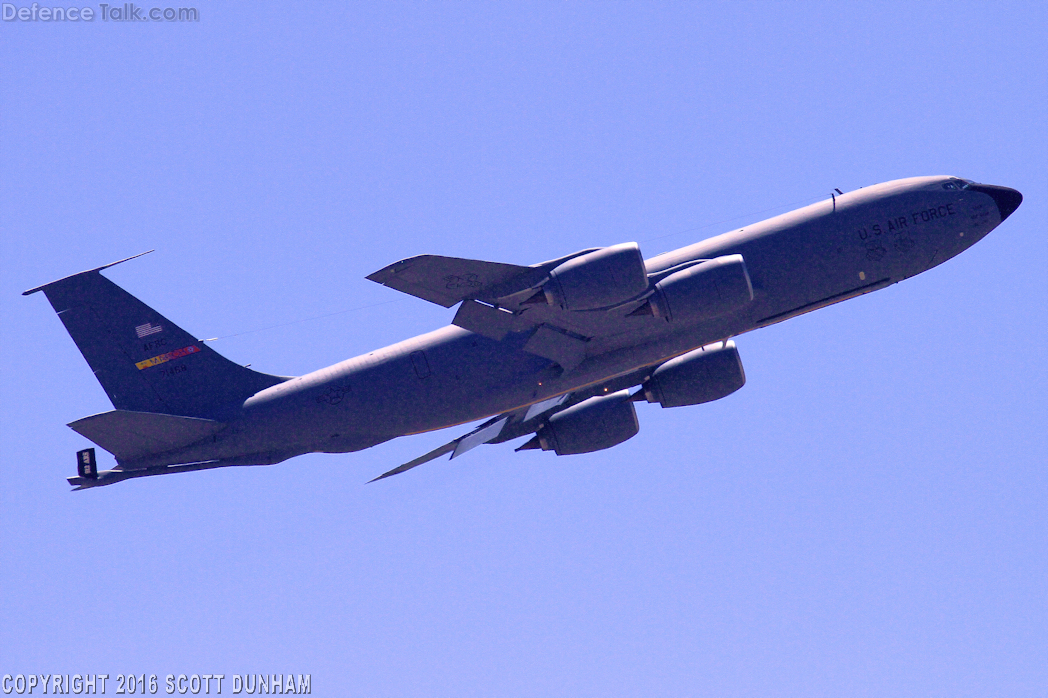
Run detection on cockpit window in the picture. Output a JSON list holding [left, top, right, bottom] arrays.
[[944, 178, 973, 190]]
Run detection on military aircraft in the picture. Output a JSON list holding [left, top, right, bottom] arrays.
[[24, 176, 1022, 489]]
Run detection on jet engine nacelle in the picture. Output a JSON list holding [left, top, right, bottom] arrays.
[[643, 340, 746, 408], [532, 390, 640, 455], [649, 254, 753, 323], [542, 243, 649, 311]]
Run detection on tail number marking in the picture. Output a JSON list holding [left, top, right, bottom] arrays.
[[135, 344, 201, 370]]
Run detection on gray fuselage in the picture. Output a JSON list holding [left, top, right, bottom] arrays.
[[138, 176, 1013, 469]]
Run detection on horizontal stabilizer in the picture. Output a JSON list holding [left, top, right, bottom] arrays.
[[68, 459, 223, 490], [68, 410, 225, 462]]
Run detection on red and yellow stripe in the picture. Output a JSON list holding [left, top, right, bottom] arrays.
[[136, 345, 201, 370]]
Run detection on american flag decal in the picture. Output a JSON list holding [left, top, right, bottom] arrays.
[[135, 322, 163, 338]]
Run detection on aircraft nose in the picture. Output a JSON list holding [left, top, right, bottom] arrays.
[[968, 184, 1023, 222]]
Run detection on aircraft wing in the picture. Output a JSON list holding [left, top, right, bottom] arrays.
[[366, 249, 604, 308], [367, 396, 572, 483], [368, 249, 620, 370], [367, 366, 649, 483], [367, 415, 509, 482], [365, 255, 545, 308]]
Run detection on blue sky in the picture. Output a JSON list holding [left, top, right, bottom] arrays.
[[2, 2, 1045, 695]]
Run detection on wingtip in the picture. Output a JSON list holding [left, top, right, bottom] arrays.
[[366, 256, 418, 284], [366, 463, 414, 483]]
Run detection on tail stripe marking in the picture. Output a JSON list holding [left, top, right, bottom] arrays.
[[136, 344, 201, 370]]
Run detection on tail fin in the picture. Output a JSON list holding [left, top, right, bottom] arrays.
[[24, 253, 289, 418]]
